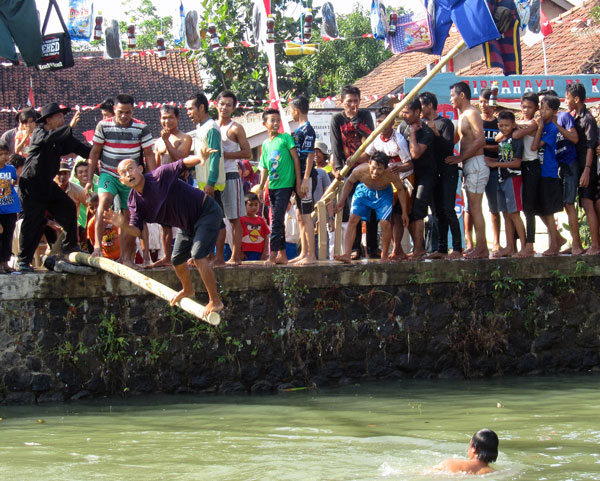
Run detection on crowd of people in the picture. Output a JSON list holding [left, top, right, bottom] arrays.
[[0, 81, 599, 312]]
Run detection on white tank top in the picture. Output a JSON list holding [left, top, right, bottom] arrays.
[[522, 134, 538, 161], [220, 121, 241, 173]]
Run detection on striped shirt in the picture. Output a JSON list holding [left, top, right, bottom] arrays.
[[93, 118, 153, 176]]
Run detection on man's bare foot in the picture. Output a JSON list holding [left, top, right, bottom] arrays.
[[542, 248, 559, 256], [571, 245, 585, 256], [584, 247, 600, 256], [170, 288, 194, 306], [264, 258, 276, 266], [274, 255, 288, 265], [295, 256, 317, 266], [225, 258, 241, 266], [464, 249, 489, 259], [334, 254, 352, 264], [410, 250, 426, 261], [560, 246, 572, 255], [558, 234, 568, 250], [390, 252, 408, 262], [211, 259, 227, 268], [425, 251, 446, 260], [288, 255, 305, 264], [493, 247, 515, 258], [380, 255, 392, 264], [142, 252, 152, 267], [151, 257, 172, 268], [91, 248, 102, 258], [447, 250, 463, 260], [202, 300, 225, 317], [491, 244, 500, 253], [514, 245, 534, 257]]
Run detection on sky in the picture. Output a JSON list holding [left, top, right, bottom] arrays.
[[37, 0, 361, 32]]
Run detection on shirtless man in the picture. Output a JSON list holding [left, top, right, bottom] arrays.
[[445, 82, 489, 259], [334, 152, 409, 263], [432, 429, 499, 475], [153, 105, 192, 267], [216, 90, 251, 265]]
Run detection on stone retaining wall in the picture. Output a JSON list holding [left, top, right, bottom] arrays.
[[1, 256, 599, 404]]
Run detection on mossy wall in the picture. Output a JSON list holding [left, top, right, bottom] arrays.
[[1, 257, 600, 404]]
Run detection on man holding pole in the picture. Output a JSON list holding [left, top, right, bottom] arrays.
[[104, 146, 224, 318]]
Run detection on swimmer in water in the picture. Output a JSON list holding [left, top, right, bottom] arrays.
[[432, 429, 499, 475]]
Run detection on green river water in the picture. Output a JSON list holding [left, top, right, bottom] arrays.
[[0, 375, 598, 480]]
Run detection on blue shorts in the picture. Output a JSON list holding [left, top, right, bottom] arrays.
[[559, 162, 579, 205], [351, 183, 393, 222], [497, 176, 523, 214]]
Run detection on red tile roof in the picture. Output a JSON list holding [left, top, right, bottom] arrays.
[[458, 1, 600, 76], [0, 50, 202, 138], [354, 30, 463, 107]]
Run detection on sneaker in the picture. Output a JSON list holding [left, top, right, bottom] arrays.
[[17, 262, 34, 273]]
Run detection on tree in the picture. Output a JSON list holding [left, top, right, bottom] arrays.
[[189, 0, 392, 107]]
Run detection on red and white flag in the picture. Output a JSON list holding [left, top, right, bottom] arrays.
[[27, 77, 35, 108]]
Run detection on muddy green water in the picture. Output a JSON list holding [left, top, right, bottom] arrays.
[[0, 376, 599, 480]]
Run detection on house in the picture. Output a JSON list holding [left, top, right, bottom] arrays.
[[352, 0, 592, 108], [0, 50, 202, 139]]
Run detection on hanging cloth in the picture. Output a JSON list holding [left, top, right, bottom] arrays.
[[0, 0, 42, 66]]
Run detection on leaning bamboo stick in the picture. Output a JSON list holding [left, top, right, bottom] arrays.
[[68, 252, 220, 325], [314, 38, 467, 211]]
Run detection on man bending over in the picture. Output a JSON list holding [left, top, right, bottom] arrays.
[[105, 146, 223, 317]]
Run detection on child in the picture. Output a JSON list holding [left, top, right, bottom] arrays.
[[485, 111, 527, 257], [432, 429, 499, 475], [289, 95, 318, 265], [240, 192, 270, 261], [509, 92, 540, 257], [86, 193, 120, 260], [532, 95, 564, 256], [0, 140, 21, 273], [257, 108, 302, 266]]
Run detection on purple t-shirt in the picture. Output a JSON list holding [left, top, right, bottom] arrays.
[[128, 159, 206, 235]]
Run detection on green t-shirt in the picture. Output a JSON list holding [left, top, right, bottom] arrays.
[[259, 133, 296, 189]]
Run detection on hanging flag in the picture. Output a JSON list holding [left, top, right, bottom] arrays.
[[27, 77, 35, 108], [522, 0, 552, 46], [173, 1, 185, 47], [425, 0, 500, 55], [483, 0, 522, 75]]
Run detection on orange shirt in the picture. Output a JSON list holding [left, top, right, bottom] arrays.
[[86, 215, 120, 260]]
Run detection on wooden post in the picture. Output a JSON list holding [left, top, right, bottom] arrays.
[[317, 201, 327, 260], [314, 39, 467, 210], [68, 252, 221, 325], [334, 188, 343, 256]]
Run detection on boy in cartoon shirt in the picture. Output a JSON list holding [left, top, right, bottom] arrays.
[[240, 192, 270, 261]]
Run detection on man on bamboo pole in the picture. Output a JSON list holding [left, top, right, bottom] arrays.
[[333, 152, 409, 264], [103, 146, 224, 318]]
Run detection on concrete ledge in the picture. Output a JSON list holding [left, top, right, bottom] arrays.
[[1, 255, 599, 301]]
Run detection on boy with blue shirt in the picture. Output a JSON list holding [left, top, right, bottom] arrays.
[[532, 95, 563, 256], [0, 140, 21, 273], [257, 109, 302, 265], [540, 89, 582, 255]]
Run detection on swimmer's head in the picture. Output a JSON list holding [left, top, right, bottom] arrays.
[[369, 151, 389, 179], [470, 429, 499, 463]]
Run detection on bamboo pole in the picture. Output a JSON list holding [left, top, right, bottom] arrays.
[[315, 38, 467, 210], [317, 201, 327, 260], [68, 252, 221, 326]]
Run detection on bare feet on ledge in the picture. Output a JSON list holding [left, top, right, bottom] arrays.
[[464, 249, 489, 260]]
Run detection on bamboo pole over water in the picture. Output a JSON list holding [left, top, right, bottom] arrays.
[[68, 252, 221, 326], [315, 38, 467, 210]]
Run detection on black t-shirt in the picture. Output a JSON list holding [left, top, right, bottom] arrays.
[[398, 121, 436, 178], [573, 105, 599, 169], [330, 110, 374, 171], [483, 117, 500, 166], [431, 115, 455, 170]]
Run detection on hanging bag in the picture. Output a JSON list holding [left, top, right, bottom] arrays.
[[38, 0, 75, 71]]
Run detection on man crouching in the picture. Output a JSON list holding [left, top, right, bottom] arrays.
[[104, 147, 224, 317], [334, 152, 409, 263]]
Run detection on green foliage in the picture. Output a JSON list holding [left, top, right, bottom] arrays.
[[120, 0, 174, 50], [490, 266, 524, 298], [189, 0, 392, 104], [56, 341, 89, 364], [549, 269, 575, 294], [97, 313, 129, 363], [273, 269, 309, 321]]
